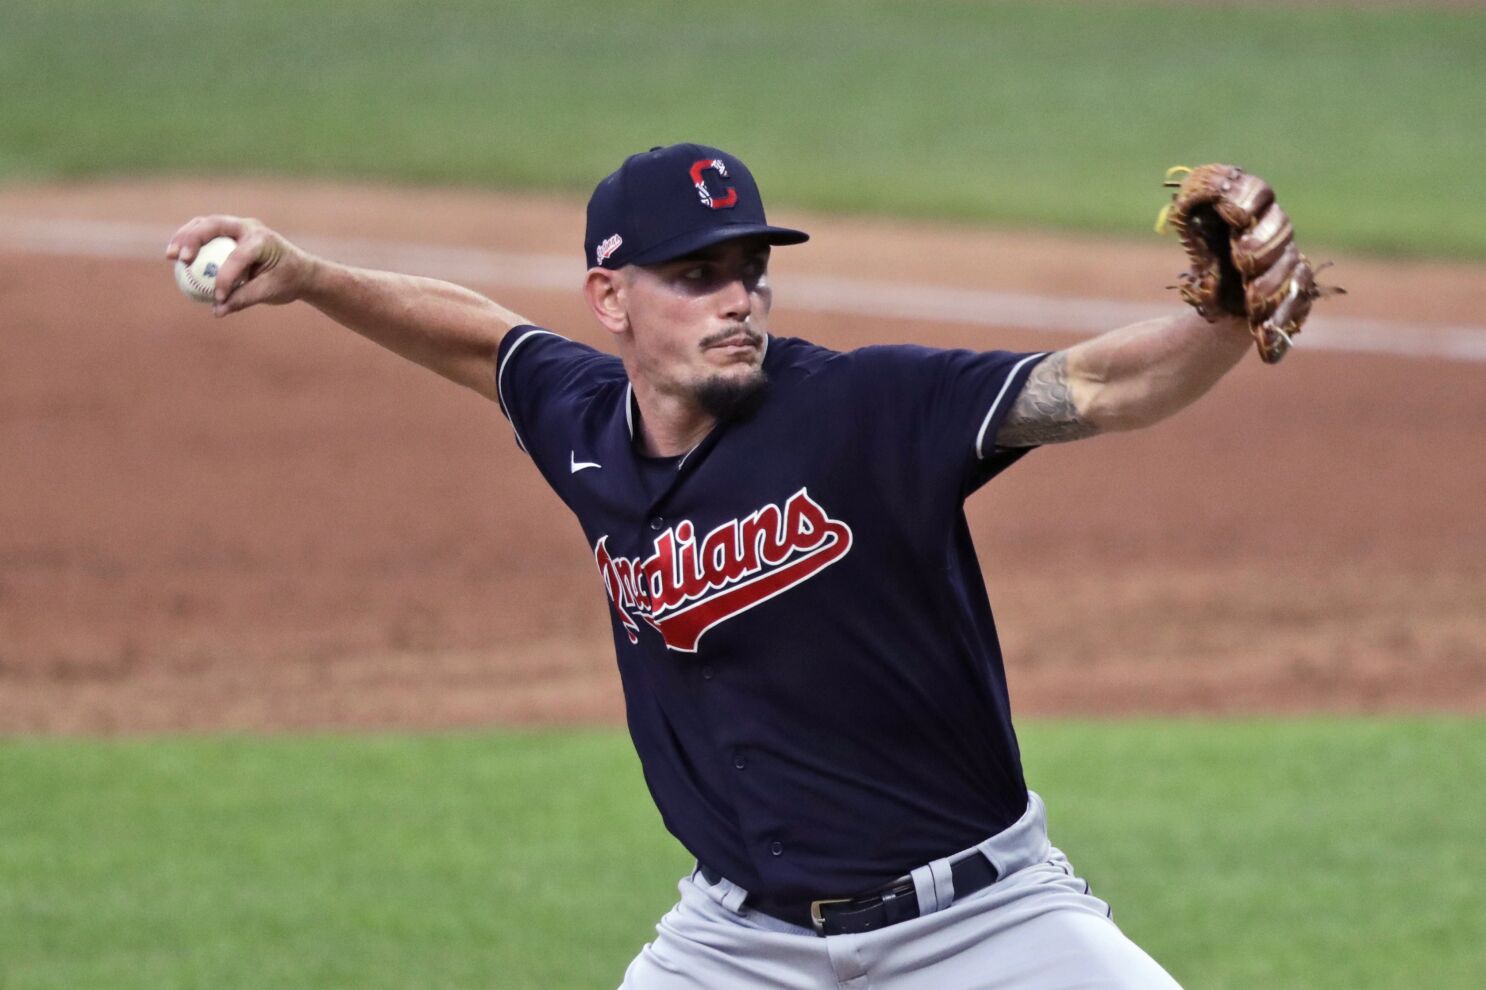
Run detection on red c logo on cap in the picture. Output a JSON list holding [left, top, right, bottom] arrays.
[[689, 159, 738, 210]]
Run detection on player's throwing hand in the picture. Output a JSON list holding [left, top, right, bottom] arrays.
[[165, 216, 316, 317]]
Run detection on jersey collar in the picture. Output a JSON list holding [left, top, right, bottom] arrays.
[[619, 332, 773, 501]]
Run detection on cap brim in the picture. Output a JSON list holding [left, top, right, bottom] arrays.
[[627, 224, 810, 267]]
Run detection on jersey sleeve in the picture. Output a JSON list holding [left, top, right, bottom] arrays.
[[843, 344, 1050, 499], [495, 325, 618, 457]]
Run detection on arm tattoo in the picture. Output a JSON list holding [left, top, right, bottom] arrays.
[[994, 352, 1099, 448]]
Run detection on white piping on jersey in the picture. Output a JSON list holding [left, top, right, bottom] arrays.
[[974, 352, 1049, 460], [504, 328, 1030, 463], [626, 387, 701, 470], [497, 328, 564, 452]]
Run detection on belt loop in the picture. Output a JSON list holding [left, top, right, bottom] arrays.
[[716, 875, 749, 914], [909, 858, 955, 916], [693, 864, 751, 915]]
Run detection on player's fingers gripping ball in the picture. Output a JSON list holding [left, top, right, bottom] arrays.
[[1155, 164, 1344, 363], [174, 235, 238, 303]]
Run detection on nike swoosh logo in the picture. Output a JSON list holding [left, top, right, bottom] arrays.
[[570, 451, 602, 473]]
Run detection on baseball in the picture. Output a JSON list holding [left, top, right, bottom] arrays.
[[174, 235, 237, 303]]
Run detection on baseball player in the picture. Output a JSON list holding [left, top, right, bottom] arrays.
[[166, 144, 1324, 988]]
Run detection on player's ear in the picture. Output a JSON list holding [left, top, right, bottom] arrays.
[[584, 267, 629, 336]]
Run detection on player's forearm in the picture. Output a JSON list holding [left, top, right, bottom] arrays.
[[1066, 311, 1250, 432], [301, 261, 526, 400]]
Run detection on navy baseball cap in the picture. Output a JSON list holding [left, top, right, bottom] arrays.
[[584, 143, 809, 270]]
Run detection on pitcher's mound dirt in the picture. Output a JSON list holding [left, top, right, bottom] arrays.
[[2, 180, 1482, 733]]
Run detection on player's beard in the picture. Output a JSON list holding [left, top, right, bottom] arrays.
[[694, 368, 770, 423]]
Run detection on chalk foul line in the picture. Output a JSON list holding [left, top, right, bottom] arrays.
[[6, 216, 1484, 363]]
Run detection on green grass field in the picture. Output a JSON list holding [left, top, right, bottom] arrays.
[[3, 719, 1483, 989], [4, 1, 1485, 257]]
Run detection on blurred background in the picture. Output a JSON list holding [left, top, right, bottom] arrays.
[[3, 2, 1483, 987]]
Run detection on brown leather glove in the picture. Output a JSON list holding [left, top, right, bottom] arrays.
[[1157, 164, 1342, 363]]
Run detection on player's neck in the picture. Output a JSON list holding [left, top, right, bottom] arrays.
[[629, 383, 716, 458]]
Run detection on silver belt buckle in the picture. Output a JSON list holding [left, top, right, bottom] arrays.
[[808, 897, 854, 936]]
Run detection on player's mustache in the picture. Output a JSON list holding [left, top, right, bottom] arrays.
[[699, 325, 761, 349]]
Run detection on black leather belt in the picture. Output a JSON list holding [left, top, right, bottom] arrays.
[[698, 854, 999, 937]]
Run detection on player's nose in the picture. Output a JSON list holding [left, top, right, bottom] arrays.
[[716, 274, 753, 321]]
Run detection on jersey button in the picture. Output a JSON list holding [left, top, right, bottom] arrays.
[[701, 666, 714, 680], [649, 516, 665, 531], [769, 841, 784, 857], [733, 753, 746, 769]]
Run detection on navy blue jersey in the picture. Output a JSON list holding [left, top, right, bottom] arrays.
[[497, 327, 1048, 900]]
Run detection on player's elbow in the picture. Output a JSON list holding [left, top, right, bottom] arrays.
[[1074, 374, 1183, 434], [1066, 349, 1187, 433], [449, 342, 503, 401]]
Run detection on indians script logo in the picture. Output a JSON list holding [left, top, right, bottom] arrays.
[[594, 488, 852, 652], [595, 233, 623, 265], [690, 158, 738, 210]]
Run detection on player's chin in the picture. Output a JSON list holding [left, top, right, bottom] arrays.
[[694, 353, 762, 392], [693, 367, 769, 422]]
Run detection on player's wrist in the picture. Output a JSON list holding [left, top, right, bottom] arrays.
[[295, 252, 341, 307], [1212, 313, 1248, 336]]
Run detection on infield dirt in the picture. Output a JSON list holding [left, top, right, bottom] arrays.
[[2, 180, 1483, 733]]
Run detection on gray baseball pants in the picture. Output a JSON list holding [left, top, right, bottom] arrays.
[[619, 793, 1183, 989]]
